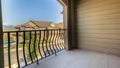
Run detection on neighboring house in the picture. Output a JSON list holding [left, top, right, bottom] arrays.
[[54, 22, 64, 29], [14, 21, 64, 43], [15, 23, 34, 30], [15, 20, 56, 30]]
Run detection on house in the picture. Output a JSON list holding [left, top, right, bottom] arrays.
[[54, 22, 64, 29], [15, 20, 56, 30], [1, 0, 120, 68]]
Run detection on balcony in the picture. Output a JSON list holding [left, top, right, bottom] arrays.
[[3, 29, 66, 68], [1, 0, 120, 68], [3, 29, 120, 68]]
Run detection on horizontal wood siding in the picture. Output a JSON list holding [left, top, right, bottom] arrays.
[[76, 0, 120, 55]]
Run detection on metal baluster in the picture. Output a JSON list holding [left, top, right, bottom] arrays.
[[52, 30, 57, 55], [60, 29, 64, 49], [56, 29, 61, 51], [16, 32, 20, 68], [63, 29, 66, 49], [54, 30, 59, 52], [33, 31, 39, 64], [41, 31, 47, 57], [49, 30, 54, 54], [61, 29, 65, 49], [51, 30, 57, 55], [23, 31, 27, 66], [58, 29, 62, 51], [48, 30, 53, 55], [46, 30, 50, 56], [28, 31, 33, 63], [7, 32, 11, 68], [38, 31, 43, 59]]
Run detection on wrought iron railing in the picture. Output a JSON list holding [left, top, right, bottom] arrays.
[[3, 29, 66, 68]]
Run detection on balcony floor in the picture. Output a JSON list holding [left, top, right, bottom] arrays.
[[26, 49, 120, 68]]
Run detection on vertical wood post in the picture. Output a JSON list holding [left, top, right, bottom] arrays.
[[0, 0, 4, 68], [67, 0, 77, 49], [58, 0, 77, 50]]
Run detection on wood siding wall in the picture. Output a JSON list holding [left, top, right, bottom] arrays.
[[76, 0, 120, 55]]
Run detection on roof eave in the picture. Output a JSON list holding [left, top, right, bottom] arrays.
[[57, 0, 67, 7], [30, 20, 40, 28]]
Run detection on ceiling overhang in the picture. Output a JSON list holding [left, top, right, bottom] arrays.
[[57, 0, 68, 7]]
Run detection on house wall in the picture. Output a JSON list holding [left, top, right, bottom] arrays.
[[25, 28, 34, 30], [76, 0, 120, 55]]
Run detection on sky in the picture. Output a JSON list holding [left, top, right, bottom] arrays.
[[1, 0, 63, 26]]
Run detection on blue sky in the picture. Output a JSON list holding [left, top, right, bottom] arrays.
[[1, 0, 63, 25]]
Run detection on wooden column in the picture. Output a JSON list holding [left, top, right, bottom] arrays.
[[0, 0, 4, 68], [59, 0, 77, 50], [67, 0, 77, 49]]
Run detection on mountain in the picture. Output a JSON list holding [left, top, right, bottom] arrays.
[[3, 25, 15, 30]]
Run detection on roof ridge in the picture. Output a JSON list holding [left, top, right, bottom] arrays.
[[30, 20, 52, 23]]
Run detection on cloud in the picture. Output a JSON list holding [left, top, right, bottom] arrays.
[[2, 22, 11, 26]]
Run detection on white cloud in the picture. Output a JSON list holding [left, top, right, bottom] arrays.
[[2, 22, 11, 26]]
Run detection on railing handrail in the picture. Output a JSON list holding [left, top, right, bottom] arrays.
[[3, 28, 67, 33]]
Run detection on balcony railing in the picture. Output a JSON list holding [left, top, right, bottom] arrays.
[[3, 29, 66, 68]]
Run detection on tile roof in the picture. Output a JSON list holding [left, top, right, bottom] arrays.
[[30, 20, 52, 28], [22, 23, 33, 28], [15, 23, 33, 28], [15, 20, 52, 29]]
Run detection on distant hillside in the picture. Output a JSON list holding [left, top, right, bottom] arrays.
[[3, 25, 15, 30]]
